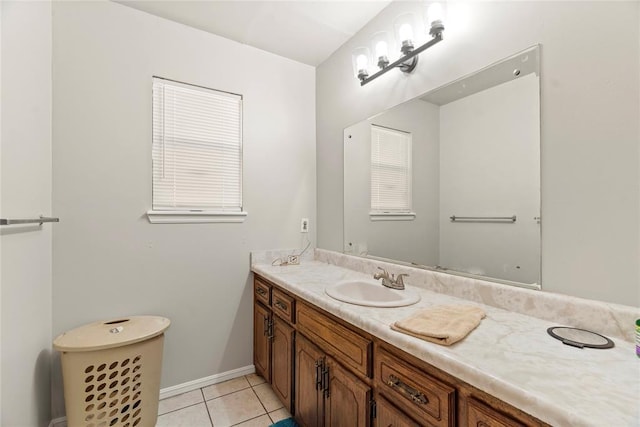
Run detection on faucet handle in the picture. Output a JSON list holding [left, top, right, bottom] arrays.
[[373, 267, 389, 281], [395, 274, 409, 286]]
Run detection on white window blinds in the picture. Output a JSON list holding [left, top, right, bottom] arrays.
[[152, 77, 242, 212], [370, 125, 412, 212]]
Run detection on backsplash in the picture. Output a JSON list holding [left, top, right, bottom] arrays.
[[250, 248, 315, 266], [313, 249, 639, 343]]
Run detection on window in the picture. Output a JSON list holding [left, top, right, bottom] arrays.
[[370, 125, 415, 221], [147, 77, 247, 223]]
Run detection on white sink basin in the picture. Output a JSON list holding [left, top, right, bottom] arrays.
[[325, 279, 421, 307]]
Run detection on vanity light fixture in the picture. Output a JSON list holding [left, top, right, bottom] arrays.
[[354, 2, 446, 86]]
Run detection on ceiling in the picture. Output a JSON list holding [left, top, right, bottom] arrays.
[[114, 0, 392, 66]]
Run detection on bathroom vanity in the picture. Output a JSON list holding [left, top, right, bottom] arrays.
[[251, 250, 639, 427], [255, 274, 545, 426]]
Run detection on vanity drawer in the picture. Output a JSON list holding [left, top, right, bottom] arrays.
[[296, 302, 372, 377], [375, 347, 455, 427], [467, 398, 526, 427], [272, 288, 295, 323], [254, 277, 271, 306]]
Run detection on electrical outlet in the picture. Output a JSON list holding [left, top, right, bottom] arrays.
[[301, 218, 309, 233], [287, 255, 300, 265]]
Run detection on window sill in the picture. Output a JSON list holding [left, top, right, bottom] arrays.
[[146, 210, 248, 224], [369, 212, 416, 221]]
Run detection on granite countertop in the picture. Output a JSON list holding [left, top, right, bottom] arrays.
[[251, 258, 640, 427]]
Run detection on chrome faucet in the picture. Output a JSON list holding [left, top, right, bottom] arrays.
[[373, 267, 408, 290]]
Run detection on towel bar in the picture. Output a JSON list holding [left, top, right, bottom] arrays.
[[449, 215, 516, 223], [1, 216, 59, 225]]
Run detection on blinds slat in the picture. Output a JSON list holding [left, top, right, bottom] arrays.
[[152, 78, 243, 211], [371, 125, 412, 212]]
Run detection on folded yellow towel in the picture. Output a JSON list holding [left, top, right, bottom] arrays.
[[391, 305, 486, 346]]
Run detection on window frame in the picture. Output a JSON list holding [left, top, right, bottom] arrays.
[[146, 77, 247, 224], [369, 124, 416, 221]]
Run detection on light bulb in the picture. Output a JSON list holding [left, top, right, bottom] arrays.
[[398, 23, 414, 43], [427, 3, 444, 25], [356, 54, 369, 71], [375, 41, 388, 59], [351, 47, 371, 79]]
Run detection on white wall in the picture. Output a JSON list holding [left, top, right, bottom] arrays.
[[344, 99, 440, 264], [52, 0, 315, 417], [439, 74, 540, 283], [317, 1, 640, 305], [0, 1, 52, 426]]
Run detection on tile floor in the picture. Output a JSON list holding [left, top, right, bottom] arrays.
[[156, 373, 291, 427]]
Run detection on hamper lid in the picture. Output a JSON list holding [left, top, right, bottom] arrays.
[[53, 316, 170, 352]]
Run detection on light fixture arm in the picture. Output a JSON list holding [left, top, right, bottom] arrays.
[[359, 33, 443, 86]]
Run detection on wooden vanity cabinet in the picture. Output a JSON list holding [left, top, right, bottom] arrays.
[[295, 334, 325, 427], [296, 301, 372, 378], [253, 274, 548, 427], [324, 357, 371, 427], [375, 395, 421, 427], [375, 346, 456, 427], [466, 398, 526, 427], [272, 315, 295, 411], [295, 333, 372, 427], [375, 342, 547, 427], [253, 300, 271, 381], [294, 301, 373, 427], [253, 276, 295, 413]]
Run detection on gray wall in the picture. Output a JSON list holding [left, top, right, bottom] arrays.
[[52, 0, 315, 416], [317, 1, 640, 305], [0, 1, 52, 425]]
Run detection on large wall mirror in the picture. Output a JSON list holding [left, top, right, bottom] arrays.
[[344, 46, 541, 289]]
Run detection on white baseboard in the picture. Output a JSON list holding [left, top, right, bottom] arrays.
[[158, 364, 255, 400], [48, 365, 256, 426]]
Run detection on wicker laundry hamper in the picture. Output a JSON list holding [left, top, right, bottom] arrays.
[[53, 316, 170, 427]]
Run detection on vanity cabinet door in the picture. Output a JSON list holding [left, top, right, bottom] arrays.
[[254, 302, 271, 382], [272, 315, 294, 413], [296, 334, 325, 427], [324, 357, 371, 427], [376, 395, 420, 427]]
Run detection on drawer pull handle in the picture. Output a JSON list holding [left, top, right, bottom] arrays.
[[256, 287, 267, 296], [275, 300, 288, 311], [387, 374, 429, 405]]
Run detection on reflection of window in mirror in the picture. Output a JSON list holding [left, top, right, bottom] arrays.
[[370, 125, 412, 213]]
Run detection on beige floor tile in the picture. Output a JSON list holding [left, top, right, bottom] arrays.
[[155, 402, 212, 427], [234, 414, 273, 426], [253, 382, 284, 412], [246, 373, 267, 386], [202, 376, 251, 400], [158, 389, 203, 415], [206, 388, 266, 427], [269, 407, 292, 423]]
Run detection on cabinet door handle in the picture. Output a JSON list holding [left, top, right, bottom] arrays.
[[263, 315, 269, 336], [315, 359, 323, 390], [256, 287, 267, 296], [387, 374, 428, 405], [267, 318, 274, 340], [322, 365, 330, 398], [275, 300, 288, 311]]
